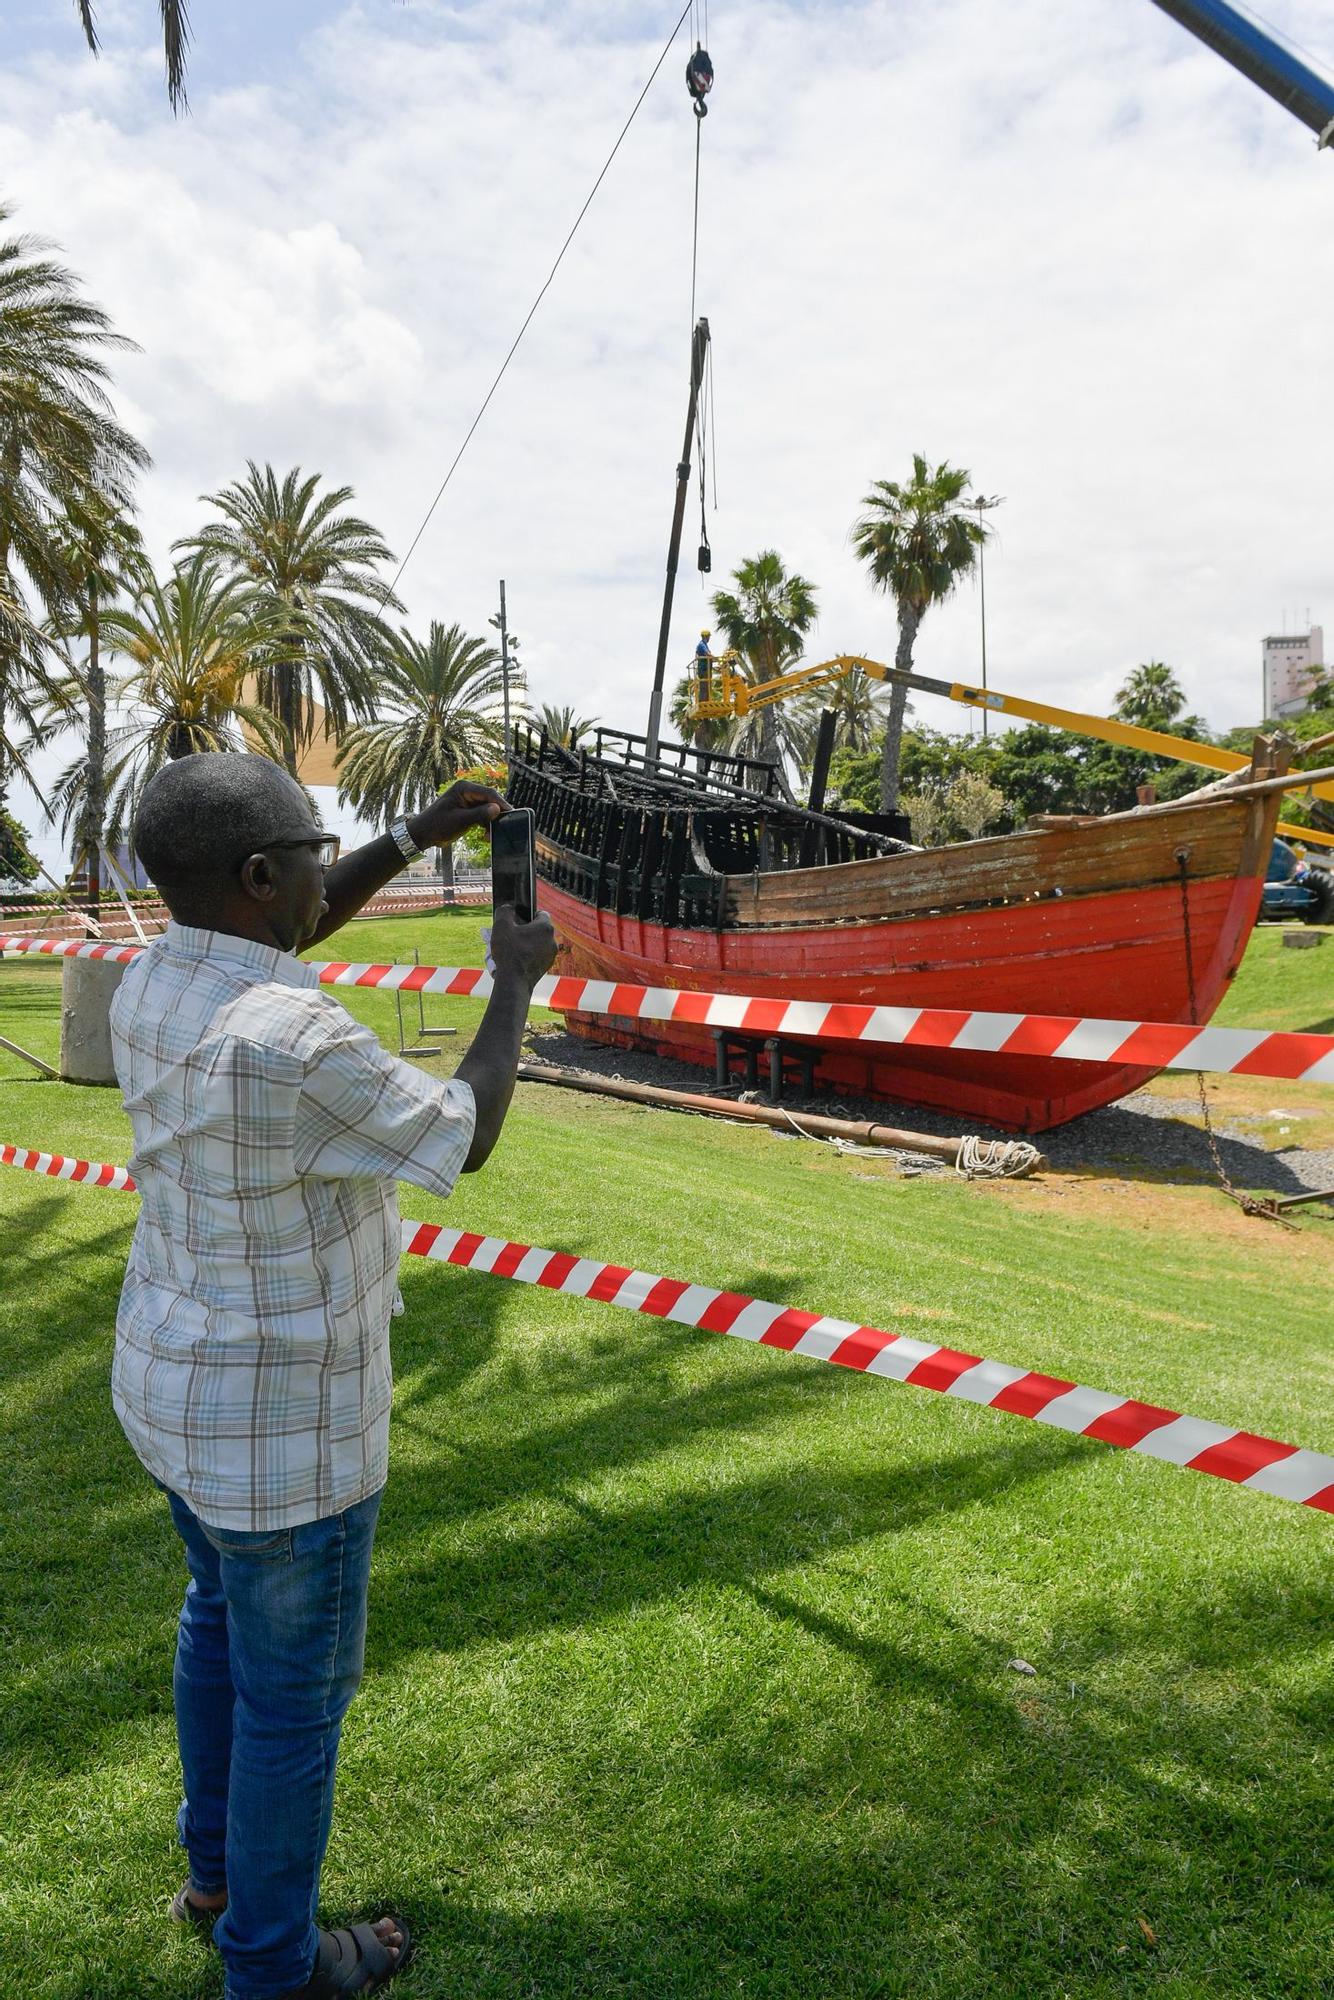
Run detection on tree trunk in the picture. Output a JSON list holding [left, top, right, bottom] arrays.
[[757, 703, 782, 778], [878, 604, 920, 812], [0, 505, 11, 822], [438, 840, 455, 907], [84, 584, 104, 920], [758, 705, 796, 804], [278, 652, 300, 777]]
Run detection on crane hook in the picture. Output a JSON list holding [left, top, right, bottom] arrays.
[[685, 44, 713, 118]]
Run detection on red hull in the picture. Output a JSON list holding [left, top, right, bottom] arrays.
[[539, 869, 1265, 1132]]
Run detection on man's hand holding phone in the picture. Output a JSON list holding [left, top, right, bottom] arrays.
[[488, 903, 557, 990], [459, 887, 557, 1171], [411, 780, 506, 850]]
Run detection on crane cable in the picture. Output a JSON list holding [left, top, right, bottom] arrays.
[[377, 0, 696, 612], [687, 20, 713, 574], [691, 113, 711, 571]]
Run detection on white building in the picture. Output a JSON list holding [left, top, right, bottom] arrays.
[[1263, 624, 1323, 719]]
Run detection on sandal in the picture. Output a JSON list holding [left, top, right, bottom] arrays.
[[169, 1883, 227, 1930], [280, 1916, 412, 1997]]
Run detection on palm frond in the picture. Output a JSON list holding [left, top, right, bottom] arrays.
[[0, 201, 147, 799], [160, 0, 192, 113], [177, 461, 400, 771], [335, 621, 505, 829]]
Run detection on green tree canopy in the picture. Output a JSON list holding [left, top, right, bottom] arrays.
[[830, 714, 1216, 835], [0, 803, 39, 884]]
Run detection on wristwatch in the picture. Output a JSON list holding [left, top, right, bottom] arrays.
[[389, 815, 423, 862]]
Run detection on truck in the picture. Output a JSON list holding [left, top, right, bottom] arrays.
[[1263, 838, 1334, 923]]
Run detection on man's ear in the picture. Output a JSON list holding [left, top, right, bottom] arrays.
[[238, 853, 278, 904]]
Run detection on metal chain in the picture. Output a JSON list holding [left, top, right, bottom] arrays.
[[1176, 851, 1295, 1229]]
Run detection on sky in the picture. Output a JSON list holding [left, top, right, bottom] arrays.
[[3, 0, 1333, 872]]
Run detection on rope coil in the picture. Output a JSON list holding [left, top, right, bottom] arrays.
[[956, 1136, 1044, 1179]]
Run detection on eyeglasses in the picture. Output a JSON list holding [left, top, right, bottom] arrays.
[[262, 836, 341, 869]]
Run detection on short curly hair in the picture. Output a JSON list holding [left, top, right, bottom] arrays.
[[132, 754, 317, 901]]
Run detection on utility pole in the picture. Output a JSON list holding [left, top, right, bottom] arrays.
[[978, 506, 988, 738], [646, 316, 710, 763], [491, 582, 513, 762], [974, 494, 1003, 738]]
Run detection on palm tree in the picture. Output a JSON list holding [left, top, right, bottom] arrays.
[[711, 551, 819, 794], [46, 498, 148, 915], [43, 555, 288, 852], [178, 462, 400, 778], [75, 3, 191, 114], [335, 622, 505, 895], [852, 456, 989, 810], [1115, 660, 1202, 735], [0, 579, 51, 787], [0, 204, 148, 811], [535, 703, 598, 750], [795, 665, 891, 763]]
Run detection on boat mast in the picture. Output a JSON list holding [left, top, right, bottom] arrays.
[[646, 314, 710, 763]]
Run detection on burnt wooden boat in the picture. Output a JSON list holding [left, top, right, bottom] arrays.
[[507, 722, 1285, 1132]]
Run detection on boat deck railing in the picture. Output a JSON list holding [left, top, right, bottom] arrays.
[[511, 719, 789, 807], [507, 728, 910, 930]]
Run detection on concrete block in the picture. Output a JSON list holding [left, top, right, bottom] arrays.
[[60, 955, 128, 1085]]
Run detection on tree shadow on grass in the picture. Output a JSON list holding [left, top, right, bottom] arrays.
[[0, 970, 65, 1017], [24, 1557, 1332, 1999], [7, 1233, 1331, 1999], [0, 1184, 133, 1288], [343, 1561, 1330, 2000], [0, 1247, 1077, 1790], [369, 1259, 1091, 1669], [0, 1242, 513, 1790]]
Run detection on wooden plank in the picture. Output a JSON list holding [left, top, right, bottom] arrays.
[[722, 797, 1264, 928]]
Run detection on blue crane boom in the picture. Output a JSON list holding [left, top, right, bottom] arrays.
[[1149, 0, 1334, 147]]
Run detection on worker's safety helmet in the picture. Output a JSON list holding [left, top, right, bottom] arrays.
[[701, 628, 711, 638]]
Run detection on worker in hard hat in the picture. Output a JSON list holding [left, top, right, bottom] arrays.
[[695, 628, 715, 703]]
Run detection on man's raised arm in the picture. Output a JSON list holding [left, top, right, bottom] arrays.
[[455, 906, 558, 1169], [307, 781, 506, 949]]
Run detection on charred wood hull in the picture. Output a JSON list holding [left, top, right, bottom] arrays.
[[511, 730, 1279, 1132]]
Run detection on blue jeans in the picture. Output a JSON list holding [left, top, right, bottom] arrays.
[[163, 1485, 384, 2000]]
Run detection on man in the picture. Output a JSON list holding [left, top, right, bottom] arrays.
[[109, 754, 556, 1999], [695, 627, 714, 703]]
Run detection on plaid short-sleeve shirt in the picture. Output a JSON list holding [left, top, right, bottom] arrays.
[[109, 922, 475, 1529]]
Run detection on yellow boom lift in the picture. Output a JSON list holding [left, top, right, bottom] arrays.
[[688, 652, 1334, 849]]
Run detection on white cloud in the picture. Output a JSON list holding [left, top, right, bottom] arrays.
[[3, 0, 1332, 866]]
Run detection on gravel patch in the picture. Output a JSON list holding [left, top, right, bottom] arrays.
[[527, 1028, 1334, 1200]]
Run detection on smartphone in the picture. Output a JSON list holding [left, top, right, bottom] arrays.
[[491, 807, 537, 924]]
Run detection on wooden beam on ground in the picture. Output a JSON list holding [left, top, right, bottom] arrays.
[[0, 1032, 56, 1079]]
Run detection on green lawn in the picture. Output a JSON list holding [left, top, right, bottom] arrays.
[[1, 917, 1331, 1999], [1216, 922, 1334, 1036]]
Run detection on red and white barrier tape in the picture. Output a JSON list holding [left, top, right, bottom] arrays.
[[0, 1143, 136, 1192], [2, 1139, 1330, 1513], [0, 887, 474, 941], [5, 935, 1332, 1086]]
